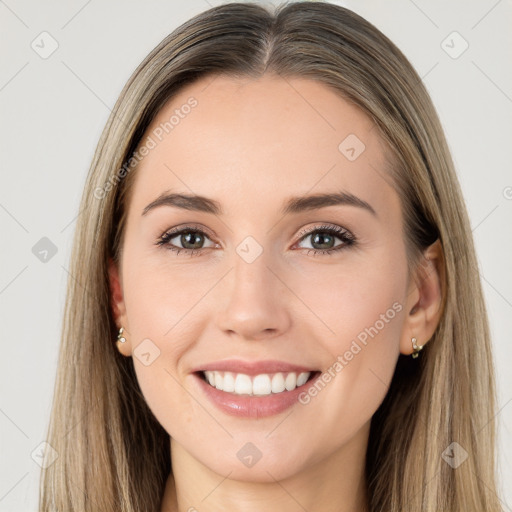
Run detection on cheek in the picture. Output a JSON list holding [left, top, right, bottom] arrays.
[[120, 249, 224, 441], [291, 249, 407, 357], [122, 244, 217, 341], [289, 250, 407, 448]]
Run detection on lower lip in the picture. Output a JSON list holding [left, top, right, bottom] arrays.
[[193, 372, 321, 418]]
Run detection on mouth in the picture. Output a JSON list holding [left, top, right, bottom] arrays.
[[192, 361, 323, 418], [196, 369, 321, 396]]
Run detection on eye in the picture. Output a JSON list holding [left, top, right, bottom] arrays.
[[156, 225, 216, 256], [295, 224, 356, 256], [156, 223, 356, 257]]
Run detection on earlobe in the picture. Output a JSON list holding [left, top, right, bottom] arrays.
[[400, 239, 445, 356], [115, 326, 132, 357]]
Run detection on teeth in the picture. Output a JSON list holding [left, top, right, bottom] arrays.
[[203, 371, 312, 396], [234, 374, 252, 395], [285, 372, 296, 391], [271, 373, 285, 393], [252, 374, 271, 395], [214, 373, 224, 390], [205, 371, 215, 386], [296, 371, 309, 387], [223, 372, 235, 392]]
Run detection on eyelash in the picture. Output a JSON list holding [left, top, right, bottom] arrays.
[[155, 224, 356, 257]]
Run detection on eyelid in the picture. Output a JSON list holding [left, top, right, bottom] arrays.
[[296, 223, 353, 240], [156, 222, 356, 254], [159, 223, 352, 243], [157, 224, 220, 252], [161, 223, 218, 241]]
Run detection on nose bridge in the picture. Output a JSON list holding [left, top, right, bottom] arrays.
[[232, 246, 272, 297], [215, 239, 290, 339]]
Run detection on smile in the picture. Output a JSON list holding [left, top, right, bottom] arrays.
[[201, 370, 315, 396], [192, 361, 322, 418]]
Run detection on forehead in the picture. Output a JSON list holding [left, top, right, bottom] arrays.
[[127, 73, 398, 221]]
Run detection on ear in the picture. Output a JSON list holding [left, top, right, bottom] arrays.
[[400, 239, 445, 356], [108, 257, 131, 357]]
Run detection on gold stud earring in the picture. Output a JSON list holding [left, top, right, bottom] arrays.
[[117, 327, 126, 343], [411, 337, 423, 358]]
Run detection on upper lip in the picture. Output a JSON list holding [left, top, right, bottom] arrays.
[[192, 359, 318, 376]]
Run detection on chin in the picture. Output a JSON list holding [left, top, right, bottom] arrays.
[[200, 447, 309, 483]]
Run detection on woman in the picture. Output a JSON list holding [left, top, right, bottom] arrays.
[[39, 2, 503, 511]]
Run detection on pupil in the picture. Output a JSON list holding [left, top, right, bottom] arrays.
[[182, 232, 203, 249], [312, 232, 334, 249], [178, 231, 337, 251]]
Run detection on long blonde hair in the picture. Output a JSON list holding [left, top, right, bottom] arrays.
[[39, 2, 503, 511]]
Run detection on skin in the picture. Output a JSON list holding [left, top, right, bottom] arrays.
[[109, 74, 443, 512]]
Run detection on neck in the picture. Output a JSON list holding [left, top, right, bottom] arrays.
[[160, 423, 370, 512]]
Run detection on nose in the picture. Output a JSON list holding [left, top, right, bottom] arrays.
[[214, 248, 291, 341]]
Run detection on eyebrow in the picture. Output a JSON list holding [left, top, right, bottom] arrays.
[[283, 191, 377, 217], [141, 190, 377, 217]]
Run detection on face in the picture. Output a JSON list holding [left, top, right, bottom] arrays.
[[111, 74, 413, 482]]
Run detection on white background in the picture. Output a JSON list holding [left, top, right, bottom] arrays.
[[0, 0, 511, 510]]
